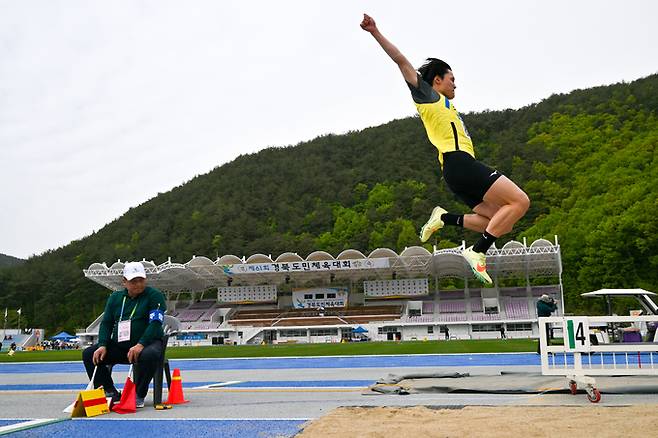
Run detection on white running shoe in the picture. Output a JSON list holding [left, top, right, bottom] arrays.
[[419, 206, 447, 243], [462, 246, 493, 284]]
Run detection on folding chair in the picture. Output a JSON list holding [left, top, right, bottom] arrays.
[[153, 315, 180, 406]]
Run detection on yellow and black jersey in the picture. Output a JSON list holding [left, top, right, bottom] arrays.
[[407, 73, 475, 166]]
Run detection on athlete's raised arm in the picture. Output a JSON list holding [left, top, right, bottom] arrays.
[[360, 14, 418, 88]]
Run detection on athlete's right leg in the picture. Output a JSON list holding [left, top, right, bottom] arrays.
[[420, 201, 500, 241], [424, 152, 498, 242], [419, 206, 448, 242]]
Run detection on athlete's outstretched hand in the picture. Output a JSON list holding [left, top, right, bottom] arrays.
[[360, 13, 417, 87], [360, 14, 377, 33]]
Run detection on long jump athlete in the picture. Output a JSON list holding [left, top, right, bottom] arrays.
[[360, 14, 530, 284]]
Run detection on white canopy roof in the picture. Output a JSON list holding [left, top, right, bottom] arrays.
[[84, 237, 561, 293], [581, 289, 656, 297], [581, 288, 658, 315]]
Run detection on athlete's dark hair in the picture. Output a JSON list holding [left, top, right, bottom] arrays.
[[418, 58, 452, 85]]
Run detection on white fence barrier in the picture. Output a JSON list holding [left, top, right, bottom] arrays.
[[539, 316, 658, 402]]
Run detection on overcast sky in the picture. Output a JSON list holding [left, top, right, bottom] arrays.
[[1, 1, 656, 259]]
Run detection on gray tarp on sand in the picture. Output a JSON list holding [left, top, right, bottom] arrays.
[[367, 372, 658, 395]]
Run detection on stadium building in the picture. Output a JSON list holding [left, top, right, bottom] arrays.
[[78, 237, 563, 346]]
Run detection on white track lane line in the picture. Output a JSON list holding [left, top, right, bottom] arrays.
[[0, 419, 63, 435], [195, 380, 243, 389]]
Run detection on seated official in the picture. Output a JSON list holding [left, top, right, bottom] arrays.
[[82, 261, 166, 408], [536, 294, 557, 354]]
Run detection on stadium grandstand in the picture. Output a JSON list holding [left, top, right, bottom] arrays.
[[78, 237, 563, 346], [1, 329, 42, 351]]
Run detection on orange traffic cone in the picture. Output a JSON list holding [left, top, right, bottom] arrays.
[[165, 368, 189, 404], [112, 365, 136, 414]]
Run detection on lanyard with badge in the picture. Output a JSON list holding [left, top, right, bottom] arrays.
[[117, 295, 139, 342]]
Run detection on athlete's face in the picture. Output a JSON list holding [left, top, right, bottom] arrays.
[[434, 70, 456, 99]]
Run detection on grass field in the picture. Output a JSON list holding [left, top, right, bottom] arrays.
[[0, 339, 539, 363]]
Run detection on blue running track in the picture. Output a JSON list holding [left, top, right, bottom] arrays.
[[0, 353, 541, 374], [5, 419, 307, 438], [3, 352, 654, 375]]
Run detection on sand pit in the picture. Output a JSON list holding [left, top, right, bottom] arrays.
[[297, 405, 658, 438]]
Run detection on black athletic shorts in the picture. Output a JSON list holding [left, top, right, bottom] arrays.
[[442, 151, 503, 209]]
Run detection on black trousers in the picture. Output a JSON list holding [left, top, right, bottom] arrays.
[[82, 340, 163, 398]]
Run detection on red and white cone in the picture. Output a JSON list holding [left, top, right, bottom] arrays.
[[112, 365, 136, 414], [165, 368, 189, 404]]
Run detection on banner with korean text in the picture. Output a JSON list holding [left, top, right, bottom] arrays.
[[220, 258, 389, 276], [292, 288, 349, 309]]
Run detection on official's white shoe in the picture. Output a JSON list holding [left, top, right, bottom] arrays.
[[136, 397, 145, 408], [419, 206, 447, 243], [463, 246, 493, 284]]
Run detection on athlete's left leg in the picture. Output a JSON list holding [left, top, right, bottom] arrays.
[[481, 176, 530, 237], [463, 178, 528, 284], [469, 176, 529, 257]]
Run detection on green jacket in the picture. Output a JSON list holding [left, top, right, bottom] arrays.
[[537, 299, 557, 317], [98, 286, 167, 347]]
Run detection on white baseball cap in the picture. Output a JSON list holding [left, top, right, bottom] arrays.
[[123, 262, 146, 281]]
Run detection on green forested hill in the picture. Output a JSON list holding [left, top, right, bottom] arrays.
[[1, 74, 657, 333], [0, 254, 25, 268]]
